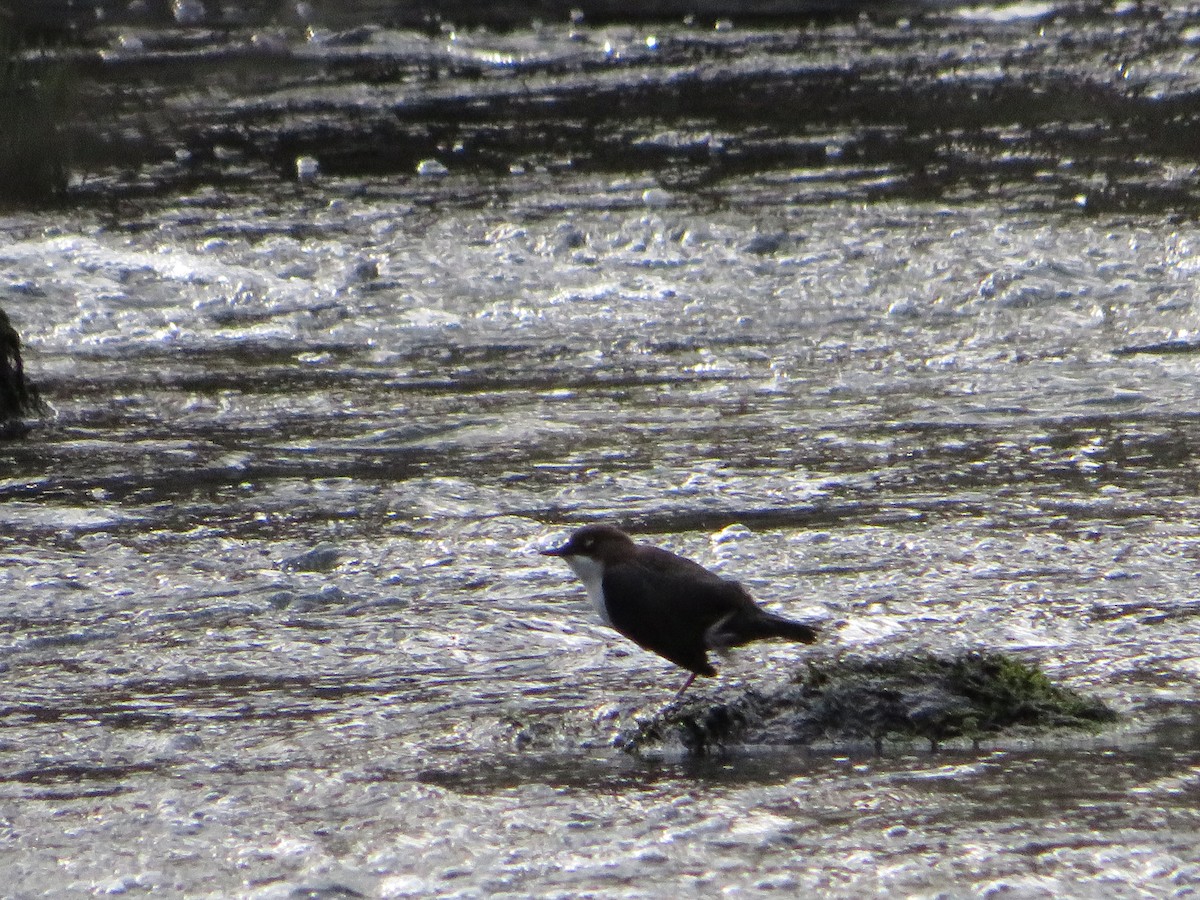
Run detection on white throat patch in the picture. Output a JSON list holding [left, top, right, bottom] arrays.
[[563, 555, 612, 626]]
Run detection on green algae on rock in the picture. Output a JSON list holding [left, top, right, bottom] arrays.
[[619, 652, 1117, 756]]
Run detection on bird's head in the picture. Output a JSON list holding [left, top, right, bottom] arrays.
[[540, 524, 637, 564]]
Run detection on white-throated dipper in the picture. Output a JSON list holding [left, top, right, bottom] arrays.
[[541, 524, 818, 698]]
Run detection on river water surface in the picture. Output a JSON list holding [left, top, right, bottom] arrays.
[[4, 3, 1200, 898]]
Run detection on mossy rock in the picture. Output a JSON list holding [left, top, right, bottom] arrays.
[[0, 307, 43, 436], [619, 651, 1117, 756]]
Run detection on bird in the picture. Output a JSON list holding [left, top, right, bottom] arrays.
[[541, 524, 818, 699]]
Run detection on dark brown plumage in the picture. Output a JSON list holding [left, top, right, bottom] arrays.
[[541, 524, 818, 698]]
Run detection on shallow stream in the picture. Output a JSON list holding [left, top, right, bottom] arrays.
[[3, 3, 1200, 897]]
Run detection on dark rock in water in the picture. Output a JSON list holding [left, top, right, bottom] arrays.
[[288, 884, 367, 900], [0, 307, 44, 439], [1112, 339, 1200, 357], [743, 231, 791, 255], [619, 652, 1117, 756], [280, 543, 342, 573]]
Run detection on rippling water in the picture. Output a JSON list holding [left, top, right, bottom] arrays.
[[5, 4, 1200, 897]]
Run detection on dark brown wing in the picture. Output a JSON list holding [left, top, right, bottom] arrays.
[[632, 543, 727, 582], [600, 560, 753, 676]]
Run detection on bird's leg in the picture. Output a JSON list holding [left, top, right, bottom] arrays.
[[672, 672, 697, 701]]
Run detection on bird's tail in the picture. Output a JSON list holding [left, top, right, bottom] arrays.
[[758, 611, 819, 644], [713, 610, 819, 649]]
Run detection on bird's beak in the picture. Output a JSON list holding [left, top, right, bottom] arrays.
[[540, 541, 569, 557]]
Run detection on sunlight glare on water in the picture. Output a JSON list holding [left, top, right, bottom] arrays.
[[4, 10, 1200, 889]]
